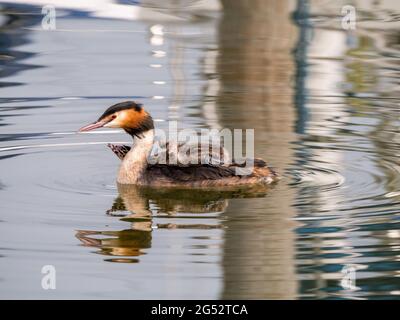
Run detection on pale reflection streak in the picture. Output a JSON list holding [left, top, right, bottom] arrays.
[[215, 0, 299, 299], [294, 0, 400, 299]]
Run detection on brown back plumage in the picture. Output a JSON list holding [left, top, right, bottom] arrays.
[[108, 143, 279, 185], [146, 159, 279, 185]]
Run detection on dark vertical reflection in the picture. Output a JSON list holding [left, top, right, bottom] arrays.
[[0, 4, 42, 90], [292, 0, 310, 135], [216, 0, 299, 299], [286, 1, 400, 299]]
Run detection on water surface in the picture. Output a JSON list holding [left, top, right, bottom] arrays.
[[1, 0, 400, 299]]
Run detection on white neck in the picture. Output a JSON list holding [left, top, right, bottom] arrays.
[[117, 129, 155, 184]]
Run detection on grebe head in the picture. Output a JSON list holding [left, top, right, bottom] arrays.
[[78, 101, 154, 138]]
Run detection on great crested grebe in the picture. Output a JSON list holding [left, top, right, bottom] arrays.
[[78, 101, 279, 187]]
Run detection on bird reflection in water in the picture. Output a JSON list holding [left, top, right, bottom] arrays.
[[76, 183, 273, 263]]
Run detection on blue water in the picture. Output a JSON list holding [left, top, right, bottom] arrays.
[[1, 0, 400, 299]]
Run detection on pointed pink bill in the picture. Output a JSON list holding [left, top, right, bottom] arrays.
[[78, 120, 107, 132]]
